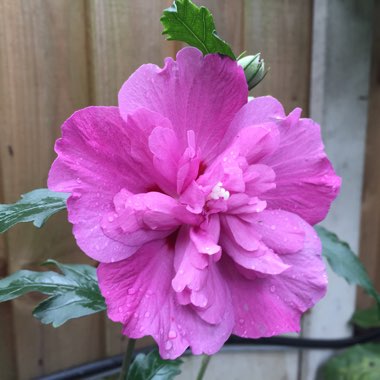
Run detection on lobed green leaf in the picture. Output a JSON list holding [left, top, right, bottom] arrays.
[[0, 188, 69, 233], [351, 306, 380, 329], [0, 260, 106, 326], [161, 0, 235, 59], [128, 349, 183, 380], [321, 343, 380, 380], [317, 226, 380, 306]]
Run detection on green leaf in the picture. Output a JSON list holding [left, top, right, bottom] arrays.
[[128, 349, 183, 380], [0, 188, 69, 233], [321, 343, 380, 380], [0, 260, 106, 327], [352, 306, 380, 329], [317, 226, 380, 306], [161, 0, 235, 59]]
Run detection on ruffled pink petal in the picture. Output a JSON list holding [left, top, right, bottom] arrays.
[[261, 109, 341, 225], [48, 107, 162, 262], [220, 96, 286, 148], [232, 123, 280, 164], [221, 216, 327, 338], [97, 240, 234, 359], [48, 106, 157, 194], [172, 218, 229, 325], [241, 210, 306, 254], [118, 47, 248, 164], [149, 128, 201, 195], [101, 189, 202, 247], [226, 194, 267, 215], [243, 164, 276, 196], [220, 215, 290, 275]]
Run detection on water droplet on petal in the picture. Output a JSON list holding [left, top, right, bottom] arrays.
[[270, 285, 276, 293], [270, 225, 276, 230], [108, 215, 114, 222], [239, 318, 245, 325], [168, 330, 177, 339], [128, 288, 136, 295], [165, 341, 173, 350], [144, 312, 150, 318], [76, 178, 82, 184]]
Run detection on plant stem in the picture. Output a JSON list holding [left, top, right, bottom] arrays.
[[196, 355, 211, 380], [118, 338, 136, 380]]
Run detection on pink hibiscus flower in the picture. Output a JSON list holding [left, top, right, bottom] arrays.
[[48, 47, 341, 359]]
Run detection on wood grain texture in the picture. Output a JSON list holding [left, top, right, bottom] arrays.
[[87, 0, 174, 107], [201, 0, 245, 56], [244, 0, 312, 114], [0, 1, 103, 378], [358, 1, 380, 309], [0, 208, 16, 379]]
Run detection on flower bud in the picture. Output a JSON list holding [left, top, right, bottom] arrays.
[[238, 53, 266, 90]]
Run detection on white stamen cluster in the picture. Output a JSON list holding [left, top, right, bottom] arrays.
[[208, 182, 230, 201]]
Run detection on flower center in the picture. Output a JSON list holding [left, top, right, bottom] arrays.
[[208, 182, 230, 201]]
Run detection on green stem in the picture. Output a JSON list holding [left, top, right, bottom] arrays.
[[196, 355, 211, 380], [118, 338, 136, 380]]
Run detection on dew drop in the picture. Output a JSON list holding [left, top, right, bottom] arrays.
[[270, 225, 276, 230], [165, 341, 173, 350], [128, 288, 137, 295], [270, 285, 276, 293], [168, 330, 177, 339], [118, 306, 123, 313], [108, 215, 114, 222], [144, 312, 150, 318], [179, 269, 184, 275], [239, 318, 245, 325], [76, 178, 82, 184]]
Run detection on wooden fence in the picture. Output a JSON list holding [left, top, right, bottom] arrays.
[[0, 0, 377, 379]]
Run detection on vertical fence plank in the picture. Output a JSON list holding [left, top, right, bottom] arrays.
[[86, 0, 174, 357], [245, 0, 312, 114], [0, 1, 104, 378], [87, 0, 174, 107], [201, 0, 245, 55], [0, 233, 15, 378], [358, 1, 380, 309], [301, 1, 374, 379]]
